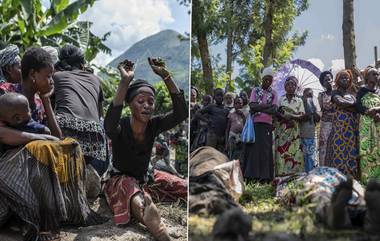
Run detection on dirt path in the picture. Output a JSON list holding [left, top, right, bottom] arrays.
[[0, 197, 187, 241]]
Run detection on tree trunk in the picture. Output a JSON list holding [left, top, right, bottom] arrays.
[[197, 32, 213, 95], [342, 0, 356, 70], [193, 0, 213, 94], [262, 0, 273, 68], [225, 21, 233, 93]]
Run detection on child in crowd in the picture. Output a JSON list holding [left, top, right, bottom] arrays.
[[300, 88, 320, 172], [224, 92, 235, 111], [196, 88, 229, 152], [202, 94, 212, 107], [225, 97, 246, 159], [0, 92, 50, 135]]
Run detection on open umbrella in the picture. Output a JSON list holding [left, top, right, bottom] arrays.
[[272, 59, 324, 99]]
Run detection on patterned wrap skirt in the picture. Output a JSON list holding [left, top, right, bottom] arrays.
[[0, 138, 106, 241]]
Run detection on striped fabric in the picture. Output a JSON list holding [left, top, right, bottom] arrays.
[[0, 139, 106, 241]]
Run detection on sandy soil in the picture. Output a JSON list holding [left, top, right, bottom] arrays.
[[0, 197, 187, 241]]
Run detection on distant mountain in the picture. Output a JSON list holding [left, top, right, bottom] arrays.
[[108, 29, 189, 92]]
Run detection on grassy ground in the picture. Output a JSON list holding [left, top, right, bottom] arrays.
[[189, 182, 380, 241]]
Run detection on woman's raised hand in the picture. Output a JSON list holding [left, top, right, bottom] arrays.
[[148, 57, 170, 80], [118, 59, 135, 83]]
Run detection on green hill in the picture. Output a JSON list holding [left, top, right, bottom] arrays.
[[107, 29, 189, 92]]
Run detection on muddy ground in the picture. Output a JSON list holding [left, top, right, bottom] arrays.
[[0, 196, 187, 241]]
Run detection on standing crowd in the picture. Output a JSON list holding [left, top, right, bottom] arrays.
[[190, 66, 380, 184]]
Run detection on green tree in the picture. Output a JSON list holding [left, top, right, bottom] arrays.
[[238, 0, 309, 87], [216, 0, 255, 91], [0, 0, 111, 62], [192, 0, 219, 95]]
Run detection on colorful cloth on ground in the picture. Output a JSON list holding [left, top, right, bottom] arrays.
[[359, 91, 380, 183], [0, 82, 45, 123], [0, 138, 106, 240], [250, 87, 278, 124], [319, 121, 333, 166], [325, 102, 359, 178], [275, 167, 365, 210], [104, 169, 187, 225], [301, 138, 316, 173], [274, 96, 305, 176], [147, 169, 187, 202], [56, 114, 107, 162]]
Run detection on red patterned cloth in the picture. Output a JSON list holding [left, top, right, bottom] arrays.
[[104, 170, 187, 225], [103, 175, 141, 225], [146, 170, 187, 202]]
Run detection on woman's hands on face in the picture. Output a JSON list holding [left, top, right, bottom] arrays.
[[118, 59, 135, 83], [39, 87, 55, 99], [148, 57, 170, 79]]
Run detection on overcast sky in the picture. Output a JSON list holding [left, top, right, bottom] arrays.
[[74, 0, 190, 66], [293, 0, 380, 69], [211, 0, 380, 74]]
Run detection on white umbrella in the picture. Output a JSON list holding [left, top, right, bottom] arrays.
[[273, 59, 324, 100]]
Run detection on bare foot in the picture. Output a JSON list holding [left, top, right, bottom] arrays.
[[365, 179, 380, 233], [39, 231, 61, 241], [327, 178, 353, 229]]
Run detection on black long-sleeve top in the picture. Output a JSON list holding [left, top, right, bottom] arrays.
[[104, 90, 188, 182]]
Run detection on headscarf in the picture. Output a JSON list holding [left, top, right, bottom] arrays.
[[285, 76, 298, 86], [362, 66, 377, 82], [0, 44, 20, 81], [56, 44, 85, 71], [335, 69, 353, 89], [319, 70, 333, 86], [261, 66, 274, 78], [191, 86, 199, 95], [125, 79, 156, 103], [42, 46, 59, 65]]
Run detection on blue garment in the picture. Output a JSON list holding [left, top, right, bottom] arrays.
[[3, 120, 47, 152], [16, 119, 47, 134], [301, 138, 316, 173]]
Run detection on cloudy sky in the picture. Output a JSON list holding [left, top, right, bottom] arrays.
[[77, 0, 190, 66], [293, 0, 380, 69], [211, 0, 380, 74]]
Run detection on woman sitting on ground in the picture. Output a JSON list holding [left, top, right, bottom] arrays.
[[0, 47, 105, 241], [54, 45, 108, 177], [104, 58, 188, 241]]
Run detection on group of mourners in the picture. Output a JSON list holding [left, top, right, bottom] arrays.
[[190, 65, 380, 233], [191, 66, 380, 184], [0, 44, 187, 241]]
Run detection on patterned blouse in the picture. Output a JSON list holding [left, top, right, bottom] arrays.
[[318, 91, 334, 122]]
